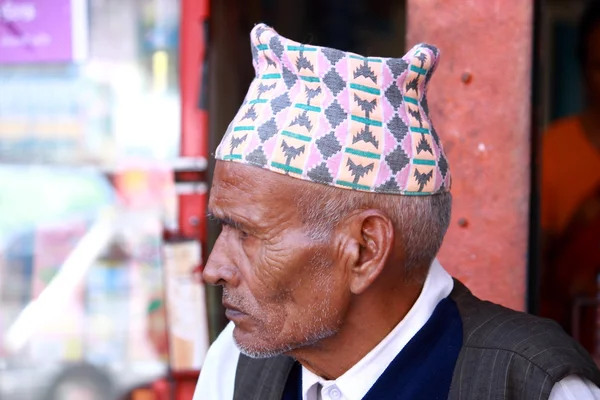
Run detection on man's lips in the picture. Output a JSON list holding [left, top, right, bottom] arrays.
[[223, 301, 247, 319]]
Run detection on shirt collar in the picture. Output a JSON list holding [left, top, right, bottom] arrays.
[[301, 258, 454, 400]]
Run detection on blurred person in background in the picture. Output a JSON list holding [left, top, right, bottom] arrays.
[[540, 0, 600, 354]]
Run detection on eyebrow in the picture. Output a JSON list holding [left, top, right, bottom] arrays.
[[206, 211, 250, 232]]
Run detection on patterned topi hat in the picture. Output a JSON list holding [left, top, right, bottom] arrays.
[[215, 23, 451, 195]]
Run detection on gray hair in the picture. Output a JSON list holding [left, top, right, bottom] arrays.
[[296, 185, 452, 277]]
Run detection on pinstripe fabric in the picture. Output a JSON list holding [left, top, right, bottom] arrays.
[[448, 280, 600, 400], [233, 353, 295, 400], [233, 280, 600, 400]]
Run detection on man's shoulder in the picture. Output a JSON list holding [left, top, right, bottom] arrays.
[[450, 280, 598, 379], [452, 280, 566, 346]]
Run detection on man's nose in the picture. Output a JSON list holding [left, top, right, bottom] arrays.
[[202, 236, 241, 287]]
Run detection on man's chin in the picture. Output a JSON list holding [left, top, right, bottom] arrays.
[[232, 328, 292, 359], [234, 341, 291, 359], [232, 324, 339, 359]]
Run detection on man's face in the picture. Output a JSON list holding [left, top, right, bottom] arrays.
[[203, 161, 348, 358]]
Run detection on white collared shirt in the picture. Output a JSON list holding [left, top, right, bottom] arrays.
[[193, 260, 600, 400]]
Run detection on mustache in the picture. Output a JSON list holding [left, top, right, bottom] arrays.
[[222, 289, 249, 313]]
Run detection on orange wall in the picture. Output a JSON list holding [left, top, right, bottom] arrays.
[[407, 0, 534, 311]]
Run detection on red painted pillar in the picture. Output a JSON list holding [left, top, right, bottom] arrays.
[[407, 0, 534, 311], [180, 0, 210, 161], [178, 0, 210, 250], [160, 1, 210, 398]]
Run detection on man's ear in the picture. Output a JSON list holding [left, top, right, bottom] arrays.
[[334, 210, 395, 294]]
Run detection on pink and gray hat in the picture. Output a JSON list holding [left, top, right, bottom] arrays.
[[216, 23, 451, 195]]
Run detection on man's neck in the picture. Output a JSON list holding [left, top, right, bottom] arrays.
[[288, 283, 423, 380]]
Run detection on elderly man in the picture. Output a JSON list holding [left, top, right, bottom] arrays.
[[194, 24, 600, 399]]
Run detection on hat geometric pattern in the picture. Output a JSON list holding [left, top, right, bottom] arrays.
[[216, 23, 451, 195]]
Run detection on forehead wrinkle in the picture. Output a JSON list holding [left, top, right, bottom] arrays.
[[207, 193, 262, 235], [212, 162, 303, 231]]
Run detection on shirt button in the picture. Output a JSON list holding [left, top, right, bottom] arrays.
[[329, 387, 341, 399]]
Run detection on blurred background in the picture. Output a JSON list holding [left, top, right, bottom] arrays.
[[0, 0, 599, 399]]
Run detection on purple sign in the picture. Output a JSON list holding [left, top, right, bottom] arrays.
[[0, 0, 87, 64]]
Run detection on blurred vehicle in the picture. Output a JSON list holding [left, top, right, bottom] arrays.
[[0, 164, 170, 400]]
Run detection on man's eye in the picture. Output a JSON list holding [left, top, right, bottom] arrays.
[[239, 230, 249, 240]]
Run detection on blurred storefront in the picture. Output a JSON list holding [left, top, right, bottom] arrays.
[[0, 0, 208, 399]]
